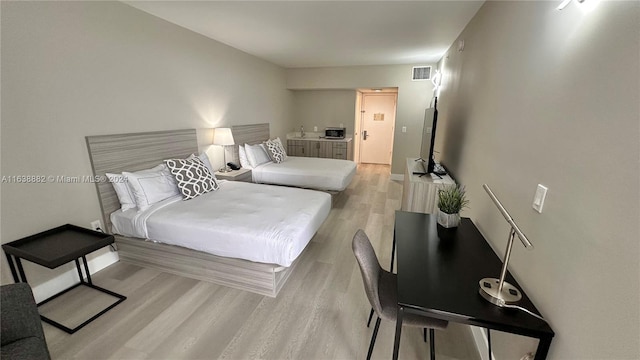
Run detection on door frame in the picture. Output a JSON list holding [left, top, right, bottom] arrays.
[[355, 90, 398, 165]]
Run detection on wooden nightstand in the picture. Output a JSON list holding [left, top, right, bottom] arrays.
[[215, 168, 252, 182]]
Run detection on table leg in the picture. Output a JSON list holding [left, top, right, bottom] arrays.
[[390, 235, 396, 273], [429, 328, 436, 360], [5, 253, 19, 283], [82, 256, 92, 285], [392, 306, 403, 360], [75, 258, 85, 284], [533, 335, 553, 360], [15, 258, 27, 283]]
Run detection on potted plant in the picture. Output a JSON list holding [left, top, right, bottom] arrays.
[[437, 184, 469, 228]]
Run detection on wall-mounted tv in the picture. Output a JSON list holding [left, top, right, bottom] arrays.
[[419, 97, 446, 175]]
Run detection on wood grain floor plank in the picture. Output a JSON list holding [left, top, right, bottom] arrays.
[[125, 281, 224, 352], [44, 164, 481, 360]]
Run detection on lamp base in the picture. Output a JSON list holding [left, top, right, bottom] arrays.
[[218, 166, 230, 173], [478, 278, 522, 306]]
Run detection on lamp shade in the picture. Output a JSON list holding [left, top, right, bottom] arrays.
[[213, 128, 235, 146]]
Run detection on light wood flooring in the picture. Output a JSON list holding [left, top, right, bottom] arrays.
[[43, 164, 481, 360]]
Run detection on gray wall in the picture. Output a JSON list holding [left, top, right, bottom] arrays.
[[0, 1, 293, 298], [436, 1, 639, 359], [291, 90, 357, 136], [287, 65, 434, 174]]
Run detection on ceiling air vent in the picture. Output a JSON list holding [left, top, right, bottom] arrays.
[[412, 66, 432, 81]]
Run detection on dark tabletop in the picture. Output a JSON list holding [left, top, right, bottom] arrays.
[[395, 211, 554, 338], [2, 224, 114, 269]]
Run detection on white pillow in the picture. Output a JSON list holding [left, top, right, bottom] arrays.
[[123, 164, 180, 212], [188, 153, 216, 176], [238, 145, 252, 169], [106, 173, 136, 211], [245, 143, 271, 168], [197, 152, 215, 174]]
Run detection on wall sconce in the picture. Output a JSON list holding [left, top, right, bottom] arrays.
[[557, 0, 585, 10], [431, 70, 442, 91], [213, 128, 235, 172]]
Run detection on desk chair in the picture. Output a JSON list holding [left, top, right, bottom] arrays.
[[352, 230, 448, 360]]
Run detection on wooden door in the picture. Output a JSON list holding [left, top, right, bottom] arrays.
[[360, 94, 397, 164]]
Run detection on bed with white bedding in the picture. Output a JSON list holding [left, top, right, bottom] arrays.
[[250, 156, 355, 192], [231, 123, 356, 192], [111, 180, 330, 267], [86, 128, 331, 297]]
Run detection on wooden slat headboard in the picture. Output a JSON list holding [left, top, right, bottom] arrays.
[[86, 129, 198, 233], [229, 123, 270, 163]]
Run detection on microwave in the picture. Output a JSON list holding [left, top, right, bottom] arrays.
[[325, 127, 346, 139]]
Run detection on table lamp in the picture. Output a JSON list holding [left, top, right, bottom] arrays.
[[213, 127, 235, 172], [479, 184, 534, 307]]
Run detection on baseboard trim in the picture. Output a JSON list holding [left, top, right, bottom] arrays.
[[31, 250, 119, 303], [390, 173, 404, 181]]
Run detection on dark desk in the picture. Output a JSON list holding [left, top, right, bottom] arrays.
[[392, 212, 554, 360]]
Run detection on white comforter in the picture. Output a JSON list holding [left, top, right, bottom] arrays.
[[111, 181, 331, 267], [252, 156, 356, 191]]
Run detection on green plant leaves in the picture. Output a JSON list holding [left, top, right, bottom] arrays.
[[437, 184, 469, 214]]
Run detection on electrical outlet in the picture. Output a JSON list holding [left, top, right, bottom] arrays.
[[90, 220, 103, 232], [313, 126, 318, 132]]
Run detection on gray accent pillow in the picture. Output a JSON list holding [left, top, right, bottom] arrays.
[[265, 137, 287, 163], [164, 157, 219, 200]]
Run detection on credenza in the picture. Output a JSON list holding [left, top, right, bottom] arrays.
[[401, 158, 455, 214]]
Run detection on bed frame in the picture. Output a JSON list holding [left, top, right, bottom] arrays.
[[86, 128, 299, 297]]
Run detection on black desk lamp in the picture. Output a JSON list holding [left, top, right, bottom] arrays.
[[479, 184, 533, 307]]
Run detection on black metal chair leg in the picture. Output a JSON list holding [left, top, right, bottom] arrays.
[[366, 317, 381, 360], [367, 308, 375, 327], [429, 328, 435, 360], [423, 328, 427, 343]]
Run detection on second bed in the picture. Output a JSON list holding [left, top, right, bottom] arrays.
[[231, 123, 356, 192]]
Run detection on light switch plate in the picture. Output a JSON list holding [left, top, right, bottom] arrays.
[[532, 184, 548, 213], [402, 126, 407, 133]]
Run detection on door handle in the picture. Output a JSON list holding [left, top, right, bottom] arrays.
[[363, 130, 368, 140]]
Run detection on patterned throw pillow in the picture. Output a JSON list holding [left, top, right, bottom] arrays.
[[164, 157, 219, 200], [265, 137, 287, 163]]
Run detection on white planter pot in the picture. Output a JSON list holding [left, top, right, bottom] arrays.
[[437, 210, 460, 228]]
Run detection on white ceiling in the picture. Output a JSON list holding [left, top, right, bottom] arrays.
[[123, 1, 485, 68]]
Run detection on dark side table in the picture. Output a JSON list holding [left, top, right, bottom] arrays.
[[2, 224, 126, 334]]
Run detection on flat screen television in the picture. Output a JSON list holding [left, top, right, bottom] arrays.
[[418, 97, 446, 175]]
